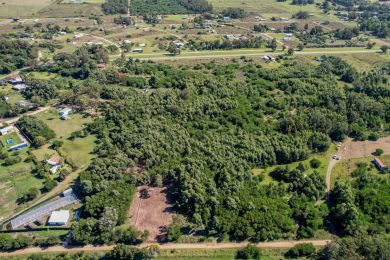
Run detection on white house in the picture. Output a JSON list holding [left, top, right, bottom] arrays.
[[50, 165, 60, 174], [59, 108, 72, 116], [0, 126, 14, 135], [48, 210, 70, 226], [12, 84, 28, 92]]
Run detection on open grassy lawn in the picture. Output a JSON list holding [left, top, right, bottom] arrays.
[[59, 134, 96, 168], [331, 154, 390, 187], [0, 132, 22, 148], [0, 160, 42, 221], [253, 145, 337, 184], [336, 53, 390, 72], [31, 109, 96, 168], [0, 0, 54, 18], [209, 0, 335, 19], [37, 2, 103, 17], [34, 109, 92, 139], [0, 85, 25, 105]]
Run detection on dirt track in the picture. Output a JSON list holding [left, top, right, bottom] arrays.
[[0, 240, 331, 256]]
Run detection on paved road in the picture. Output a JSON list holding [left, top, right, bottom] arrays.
[[134, 49, 380, 61], [0, 240, 331, 256]]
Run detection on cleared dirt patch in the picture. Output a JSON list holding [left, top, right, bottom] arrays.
[[129, 186, 173, 242], [340, 136, 390, 159]]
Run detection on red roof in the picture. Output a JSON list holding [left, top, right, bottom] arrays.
[[47, 156, 61, 165], [374, 158, 385, 168]]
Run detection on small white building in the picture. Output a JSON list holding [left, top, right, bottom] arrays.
[[48, 210, 70, 226], [0, 126, 14, 135], [50, 165, 60, 174], [62, 188, 74, 197], [12, 84, 28, 92], [74, 33, 84, 39], [223, 17, 232, 23], [59, 108, 72, 116]]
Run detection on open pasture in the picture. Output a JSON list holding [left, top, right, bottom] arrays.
[[0, 0, 54, 18]]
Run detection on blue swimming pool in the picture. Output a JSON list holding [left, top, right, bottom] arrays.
[[6, 138, 13, 145]]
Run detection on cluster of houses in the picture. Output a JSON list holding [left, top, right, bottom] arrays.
[[7, 75, 30, 92]]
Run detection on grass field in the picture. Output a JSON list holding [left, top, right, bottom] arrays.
[[209, 0, 335, 19], [0, 248, 281, 260], [253, 145, 337, 184], [0, 161, 42, 221], [0, 132, 22, 148], [331, 154, 390, 187], [32, 109, 96, 168], [0, 0, 54, 18]]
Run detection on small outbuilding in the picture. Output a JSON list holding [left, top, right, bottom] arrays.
[[10, 142, 28, 151], [374, 158, 386, 172], [0, 126, 14, 136], [48, 210, 70, 226], [12, 84, 28, 92]]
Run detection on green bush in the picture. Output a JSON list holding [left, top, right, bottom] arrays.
[[310, 158, 321, 168], [236, 244, 262, 259], [285, 243, 315, 258]]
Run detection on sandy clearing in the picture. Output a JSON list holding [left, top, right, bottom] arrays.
[[129, 186, 173, 242], [340, 136, 390, 160]]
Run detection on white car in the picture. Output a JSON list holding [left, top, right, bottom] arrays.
[[332, 155, 341, 160]]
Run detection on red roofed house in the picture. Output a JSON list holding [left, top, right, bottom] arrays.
[[47, 155, 61, 166], [374, 158, 386, 172]]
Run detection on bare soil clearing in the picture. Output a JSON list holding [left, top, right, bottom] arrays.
[[340, 136, 390, 159], [129, 186, 173, 242], [326, 136, 390, 191]]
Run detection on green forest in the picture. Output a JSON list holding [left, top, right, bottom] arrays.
[[41, 50, 388, 245]]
